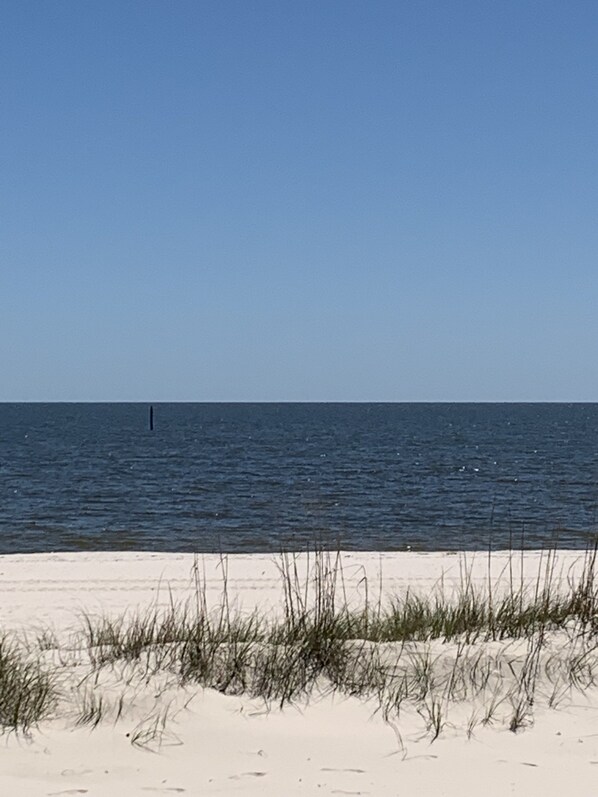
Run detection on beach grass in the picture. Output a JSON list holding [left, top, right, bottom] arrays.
[[1, 543, 597, 741], [0, 635, 55, 731], [73, 543, 598, 739]]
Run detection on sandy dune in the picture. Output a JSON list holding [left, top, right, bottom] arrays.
[[0, 550, 596, 796]]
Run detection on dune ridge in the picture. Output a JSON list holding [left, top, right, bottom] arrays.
[[0, 549, 597, 796]]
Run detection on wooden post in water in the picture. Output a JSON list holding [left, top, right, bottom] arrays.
[[149, 404, 154, 431]]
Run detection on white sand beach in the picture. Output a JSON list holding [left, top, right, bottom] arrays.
[[1, 550, 597, 796]]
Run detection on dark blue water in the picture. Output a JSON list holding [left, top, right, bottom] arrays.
[[1, 403, 597, 553]]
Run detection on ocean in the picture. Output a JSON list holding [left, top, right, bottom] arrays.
[[0, 403, 597, 553]]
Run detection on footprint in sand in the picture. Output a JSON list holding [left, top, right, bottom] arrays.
[[320, 768, 366, 773], [60, 770, 93, 778], [48, 791, 88, 796]]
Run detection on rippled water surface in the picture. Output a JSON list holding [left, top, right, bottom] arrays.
[[1, 403, 597, 552]]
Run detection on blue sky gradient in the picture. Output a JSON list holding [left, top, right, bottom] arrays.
[[2, 1, 597, 400]]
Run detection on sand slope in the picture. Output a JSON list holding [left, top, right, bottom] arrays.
[[0, 551, 596, 796]]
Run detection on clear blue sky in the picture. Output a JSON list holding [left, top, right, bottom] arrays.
[[2, 1, 596, 401]]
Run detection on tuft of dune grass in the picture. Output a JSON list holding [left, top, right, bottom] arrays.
[[1, 542, 597, 742], [73, 542, 598, 738], [0, 636, 55, 731]]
